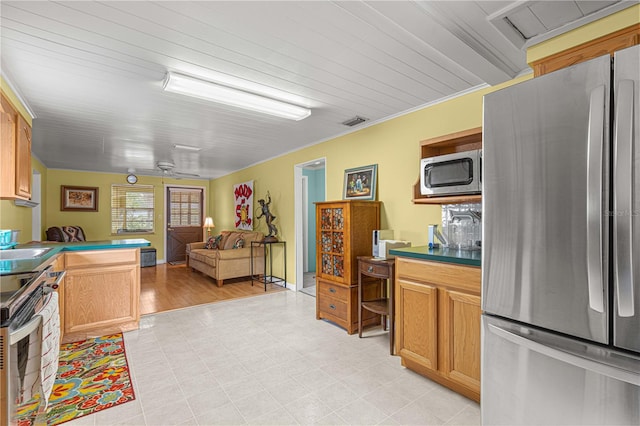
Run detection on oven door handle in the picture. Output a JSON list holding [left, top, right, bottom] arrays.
[[9, 314, 43, 345], [44, 270, 66, 292]]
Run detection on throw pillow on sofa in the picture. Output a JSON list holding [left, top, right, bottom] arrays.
[[232, 238, 245, 249], [223, 231, 245, 249], [206, 235, 222, 249]]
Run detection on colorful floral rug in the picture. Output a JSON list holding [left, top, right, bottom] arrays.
[[16, 333, 135, 425]]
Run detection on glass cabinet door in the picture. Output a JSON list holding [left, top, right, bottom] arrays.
[[318, 206, 345, 280]]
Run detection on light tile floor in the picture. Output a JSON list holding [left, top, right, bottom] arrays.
[[66, 291, 480, 425]]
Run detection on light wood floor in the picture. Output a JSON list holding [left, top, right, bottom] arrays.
[[139, 263, 287, 315]]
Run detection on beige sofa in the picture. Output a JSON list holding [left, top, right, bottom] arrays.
[[186, 230, 265, 287]]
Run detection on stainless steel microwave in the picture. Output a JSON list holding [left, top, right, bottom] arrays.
[[420, 149, 481, 196]]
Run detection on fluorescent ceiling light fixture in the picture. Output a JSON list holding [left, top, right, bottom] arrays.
[[163, 72, 311, 121], [173, 144, 202, 151]]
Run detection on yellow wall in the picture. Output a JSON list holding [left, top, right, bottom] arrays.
[[210, 6, 640, 286], [0, 157, 47, 242], [0, 80, 38, 242], [210, 75, 531, 284], [3, 6, 637, 281], [45, 169, 210, 261]]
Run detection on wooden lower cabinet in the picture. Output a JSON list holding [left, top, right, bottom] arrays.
[[396, 278, 438, 369], [316, 278, 381, 334], [441, 288, 481, 395], [395, 256, 481, 402], [61, 249, 140, 343]]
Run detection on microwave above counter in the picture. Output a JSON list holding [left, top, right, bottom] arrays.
[[420, 149, 481, 197]]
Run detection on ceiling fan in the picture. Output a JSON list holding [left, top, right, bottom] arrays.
[[136, 161, 201, 178]]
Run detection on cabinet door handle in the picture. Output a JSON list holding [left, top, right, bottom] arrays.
[[329, 288, 336, 293], [329, 304, 336, 310], [368, 266, 374, 273]]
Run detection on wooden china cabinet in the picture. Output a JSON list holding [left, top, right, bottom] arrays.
[[315, 200, 381, 334]]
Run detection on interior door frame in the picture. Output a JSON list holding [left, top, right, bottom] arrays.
[[294, 158, 326, 291], [301, 175, 309, 273], [31, 170, 42, 241], [163, 183, 207, 264]]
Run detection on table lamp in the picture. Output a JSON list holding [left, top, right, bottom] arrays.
[[204, 217, 215, 237]]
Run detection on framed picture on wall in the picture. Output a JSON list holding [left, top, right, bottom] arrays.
[[343, 164, 377, 201], [61, 185, 99, 211]]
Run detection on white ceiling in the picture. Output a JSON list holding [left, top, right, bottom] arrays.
[[0, 1, 630, 179]]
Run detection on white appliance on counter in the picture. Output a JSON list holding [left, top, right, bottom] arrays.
[[482, 45, 640, 425], [373, 240, 411, 260], [372, 230, 393, 257], [372, 230, 411, 259]]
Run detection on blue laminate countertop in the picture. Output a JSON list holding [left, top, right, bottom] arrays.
[[389, 245, 481, 267], [0, 239, 151, 275]]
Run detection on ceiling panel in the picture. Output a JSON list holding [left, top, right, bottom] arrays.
[[0, 1, 628, 179]]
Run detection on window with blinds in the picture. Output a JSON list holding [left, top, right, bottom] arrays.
[[111, 185, 155, 234], [169, 188, 202, 227]]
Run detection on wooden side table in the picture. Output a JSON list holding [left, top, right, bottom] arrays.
[[357, 256, 396, 355]]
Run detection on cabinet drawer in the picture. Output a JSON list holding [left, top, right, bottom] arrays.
[[359, 261, 390, 278], [317, 280, 349, 301], [65, 249, 139, 269], [318, 294, 348, 320], [396, 257, 480, 293]]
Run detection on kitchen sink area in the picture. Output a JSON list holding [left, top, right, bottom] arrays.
[[0, 247, 53, 260]]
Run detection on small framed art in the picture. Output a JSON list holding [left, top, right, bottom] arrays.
[[61, 185, 99, 211], [343, 164, 377, 201]]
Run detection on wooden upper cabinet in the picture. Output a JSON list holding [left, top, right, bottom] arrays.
[[0, 93, 32, 200], [15, 115, 32, 199], [1, 110, 17, 198], [531, 24, 640, 77]]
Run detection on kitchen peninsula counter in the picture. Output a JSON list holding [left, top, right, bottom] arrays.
[[389, 245, 481, 267], [3, 239, 150, 344], [2, 239, 150, 274]]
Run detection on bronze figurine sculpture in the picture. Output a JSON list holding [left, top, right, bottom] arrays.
[[257, 191, 278, 242]]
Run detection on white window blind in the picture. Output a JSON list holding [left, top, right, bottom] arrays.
[[111, 185, 155, 234], [169, 188, 202, 227]]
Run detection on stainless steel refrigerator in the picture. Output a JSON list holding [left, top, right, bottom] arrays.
[[481, 44, 640, 425]]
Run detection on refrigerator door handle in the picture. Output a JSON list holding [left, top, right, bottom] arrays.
[[614, 79, 635, 317], [487, 323, 640, 386], [586, 84, 606, 313]]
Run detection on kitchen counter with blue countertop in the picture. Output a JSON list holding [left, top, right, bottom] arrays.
[[389, 245, 481, 267], [393, 245, 481, 402], [0, 239, 150, 275]]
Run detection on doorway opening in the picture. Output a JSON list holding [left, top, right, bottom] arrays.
[[294, 158, 326, 294]]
